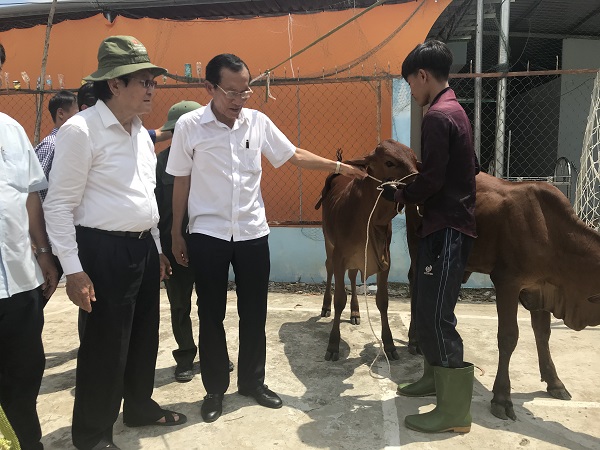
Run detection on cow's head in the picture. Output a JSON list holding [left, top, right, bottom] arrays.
[[345, 139, 419, 184]]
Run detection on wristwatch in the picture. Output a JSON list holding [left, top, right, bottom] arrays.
[[36, 246, 52, 256]]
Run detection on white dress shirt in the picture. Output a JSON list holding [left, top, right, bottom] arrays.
[[43, 100, 162, 275], [167, 103, 296, 242], [0, 112, 47, 298]]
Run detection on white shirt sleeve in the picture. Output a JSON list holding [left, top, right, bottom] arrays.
[[43, 121, 92, 275], [166, 120, 194, 176], [260, 114, 296, 168]]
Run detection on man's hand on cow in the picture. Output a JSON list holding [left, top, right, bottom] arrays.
[[66, 271, 96, 313], [380, 182, 399, 202], [340, 163, 367, 179]]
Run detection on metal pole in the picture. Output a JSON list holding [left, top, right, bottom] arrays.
[[474, 0, 484, 160], [506, 129, 512, 178], [410, 98, 422, 160], [296, 82, 303, 221], [494, 0, 511, 178], [376, 80, 382, 143]]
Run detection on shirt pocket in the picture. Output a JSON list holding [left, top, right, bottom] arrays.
[[1, 146, 29, 192], [242, 145, 262, 173]]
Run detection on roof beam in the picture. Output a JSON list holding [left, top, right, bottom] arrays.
[[564, 4, 600, 34], [511, 0, 543, 29]]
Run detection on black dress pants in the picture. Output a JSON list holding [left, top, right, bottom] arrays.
[[413, 228, 473, 368], [188, 233, 270, 394], [164, 244, 197, 368], [72, 228, 163, 450], [0, 288, 45, 450]]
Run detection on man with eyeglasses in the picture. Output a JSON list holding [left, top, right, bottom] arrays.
[[77, 80, 172, 148], [44, 36, 186, 450], [167, 53, 366, 423]]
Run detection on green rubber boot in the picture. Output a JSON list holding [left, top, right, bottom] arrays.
[[404, 363, 474, 434], [397, 359, 436, 397]]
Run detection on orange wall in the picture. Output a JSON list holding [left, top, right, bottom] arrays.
[[0, 0, 449, 89], [0, 1, 450, 222]]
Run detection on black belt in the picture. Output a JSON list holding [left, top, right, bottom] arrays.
[[77, 226, 151, 239]]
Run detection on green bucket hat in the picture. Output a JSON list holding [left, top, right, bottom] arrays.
[[160, 100, 202, 131], [85, 35, 167, 81]]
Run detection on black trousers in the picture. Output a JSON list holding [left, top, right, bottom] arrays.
[[0, 288, 45, 450], [72, 228, 163, 450], [188, 233, 270, 394], [413, 228, 473, 368], [164, 246, 197, 368]]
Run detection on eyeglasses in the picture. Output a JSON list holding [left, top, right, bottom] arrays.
[[215, 84, 253, 100], [128, 78, 158, 90]]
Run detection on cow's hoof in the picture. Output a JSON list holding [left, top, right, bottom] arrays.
[[321, 309, 331, 318], [491, 401, 516, 421], [407, 344, 420, 356], [325, 351, 339, 361], [548, 386, 572, 400], [386, 349, 400, 360], [350, 316, 360, 325]]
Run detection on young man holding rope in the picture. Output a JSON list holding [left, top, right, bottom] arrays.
[[381, 39, 479, 433], [167, 53, 365, 423]]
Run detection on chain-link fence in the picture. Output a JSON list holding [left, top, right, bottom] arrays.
[[450, 69, 598, 201], [0, 76, 393, 225], [0, 68, 597, 223]]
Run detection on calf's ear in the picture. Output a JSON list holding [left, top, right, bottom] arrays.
[[344, 157, 368, 170], [588, 293, 600, 304]]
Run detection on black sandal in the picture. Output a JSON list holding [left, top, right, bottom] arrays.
[[125, 409, 188, 428]]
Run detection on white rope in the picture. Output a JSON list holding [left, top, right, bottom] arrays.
[[362, 172, 418, 379], [363, 189, 391, 379]]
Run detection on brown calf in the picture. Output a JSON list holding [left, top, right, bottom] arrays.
[[316, 139, 418, 361]]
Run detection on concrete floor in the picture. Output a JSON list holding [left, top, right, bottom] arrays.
[[38, 287, 600, 449]]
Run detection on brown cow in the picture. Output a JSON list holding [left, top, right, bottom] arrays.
[[315, 139, 418, 361], [405, 171, 600, 421]]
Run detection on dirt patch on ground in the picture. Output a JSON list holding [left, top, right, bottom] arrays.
[[228, 281, 496, 303]]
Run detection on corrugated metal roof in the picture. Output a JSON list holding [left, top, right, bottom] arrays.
[[0, 0, 413, 31], [428, 0, 600, 72], [430, 0, 600, 41]]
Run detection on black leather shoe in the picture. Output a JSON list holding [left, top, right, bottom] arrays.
[[238, 384, 282, 409], [201, 393, 224, 423], [90, 441, 120, 450], [175, 364, 194, 383]]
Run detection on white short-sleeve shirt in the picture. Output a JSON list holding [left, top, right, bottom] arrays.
[[0, 112, 47, 298], [166, 103, 296, 242]]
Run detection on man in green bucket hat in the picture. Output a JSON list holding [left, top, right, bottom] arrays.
[[43, 36, 186, 450], [156, 101, 202, 382]]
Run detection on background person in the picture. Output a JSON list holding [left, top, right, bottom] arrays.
[[167, 53, 365, 423], [0, 42, 58, 450], [43, 35, 186, 450], [156, 100, 200, 382], [35, 90, 78, 203]]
